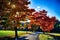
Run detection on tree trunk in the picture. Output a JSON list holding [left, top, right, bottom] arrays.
[[14, 26, 18, 40]]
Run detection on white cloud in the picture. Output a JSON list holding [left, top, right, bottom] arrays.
[[37, 6, 41, 9], [35, 6, 41, 11]]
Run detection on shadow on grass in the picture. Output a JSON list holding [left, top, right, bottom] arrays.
[[0, 36, 14, 40], [0, 36, 28, 40]]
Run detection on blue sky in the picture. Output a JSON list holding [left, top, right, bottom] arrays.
[[29, 0, 60, 21]]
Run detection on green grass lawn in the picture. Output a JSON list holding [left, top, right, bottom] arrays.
[[46, 33, 60, 37], [0, 30, 60, 37], [0, 30, 32, 37], [39, 34, 54, 40], [0, 30, 60, 40]]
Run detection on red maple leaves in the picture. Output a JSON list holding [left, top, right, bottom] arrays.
[[28, 10, 56, 32]]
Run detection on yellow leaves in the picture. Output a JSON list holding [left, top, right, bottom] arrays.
[[11, 4, 16, 9], [7, 2, 11, 5]]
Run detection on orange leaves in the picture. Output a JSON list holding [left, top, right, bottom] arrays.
[[39, 16, 56, 32], [2, 0, 56, 31], [28, 10, 56, 32]]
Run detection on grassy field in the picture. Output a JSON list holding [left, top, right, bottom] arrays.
[[39, 34, 54, 40], [0, 30, 60, 40], [0, 30, 32, 37], [0, 30, 60, 37], [46, 33, 60, 36]]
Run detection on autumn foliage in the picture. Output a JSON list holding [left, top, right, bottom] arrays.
[[0, 0, 56, 32], [28, 10, 56, 32]]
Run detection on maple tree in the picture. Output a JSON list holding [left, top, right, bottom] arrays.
[[28, 10, 56, 32], [0, 0, 58, 40], [0, 0, 57, 32], [0, 0, 35, 39], [0, 0, 35, 29]]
